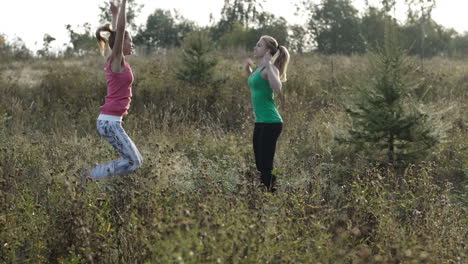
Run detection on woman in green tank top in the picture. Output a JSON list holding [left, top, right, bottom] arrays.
[[244, 35, 290, 192]]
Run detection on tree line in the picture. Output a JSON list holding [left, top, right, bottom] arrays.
[[1, 0, 468, 58]]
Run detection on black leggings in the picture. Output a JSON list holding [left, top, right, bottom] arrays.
[[253, 123, 283, 189]]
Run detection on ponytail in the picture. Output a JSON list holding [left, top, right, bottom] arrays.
[[96, 23, 129, 56], [260, 35, 291, 82], [274, 46, 290, 82], [96, 23, 113, 56]]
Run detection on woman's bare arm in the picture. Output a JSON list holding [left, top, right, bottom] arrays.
[[110, 1, 119, 30], [109, 0, 127, 73], [262, 52, 282, 93]]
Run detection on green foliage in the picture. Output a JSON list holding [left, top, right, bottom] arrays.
[[340, 29, 438, 166], [405, 0, 437, 22], [213, 0, 288, 50], [217, 13, 288, 50], [134, 9, 196, 52], [213, 0, 264, 39], [218, 21, 252, 49], [25, 0, 460, 59], [176, 31, 218, 86], [400, 19, 455, 58], [308, 0, 365, 55], [134, 9, 178, 49], [288, 24, 308, 53], [0, 35, 31, 63], [221, 0, 263, 29], [0, 130, 465, 263], [379, 0, 397, 12], [0, 51, 466, 262], [448, 32, 468, 58], [36, 34, 56, 58], [360, 7, 396, 51], [65, 23, 99, 56], [253, 13, 289, 46], [379, 0, 436, 16], [298, 0, 468, 58]]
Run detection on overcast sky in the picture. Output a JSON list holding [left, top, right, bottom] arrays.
[[1, 0, 466, 52]]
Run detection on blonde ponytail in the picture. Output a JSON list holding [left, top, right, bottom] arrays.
[[96, 23, 121, 56], [275, 46, 290, 82], [260, 35, 291, 82]]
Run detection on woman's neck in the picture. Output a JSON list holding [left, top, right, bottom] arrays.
[[256, 59, 268, 68]]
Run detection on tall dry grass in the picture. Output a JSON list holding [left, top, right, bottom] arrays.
[[0, 51, 466, 263]]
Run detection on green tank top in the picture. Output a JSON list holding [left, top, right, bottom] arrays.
[[247, 67, 283, 123]]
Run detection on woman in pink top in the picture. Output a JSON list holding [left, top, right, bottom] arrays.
[[84, 0, 142, 181]]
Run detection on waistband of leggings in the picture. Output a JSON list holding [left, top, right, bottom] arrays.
[[97, 114, 123, 121], [254, 122, 283, 127]]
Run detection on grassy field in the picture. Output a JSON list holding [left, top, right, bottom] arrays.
[[0, 51, 466, 263]]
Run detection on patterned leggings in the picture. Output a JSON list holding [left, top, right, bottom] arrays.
[[90, 120, 143, 180]]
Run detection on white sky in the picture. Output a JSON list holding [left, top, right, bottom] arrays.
[[1, 0, 467, 53]]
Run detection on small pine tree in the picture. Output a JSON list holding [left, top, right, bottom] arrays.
[[339, 23, 438, 167], [176, 31, 218, 86]]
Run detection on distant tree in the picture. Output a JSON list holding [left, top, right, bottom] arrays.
[[306, 0, 365, 55], [134, 9, 178, 50], [406, 0, 436, 64], [339, 26, 438, 166], [400, 20, 454, 58], [379, 0, 397, 12], [176, 31, 218, 86], [448, 32, 468, 58], [405, 0, 436, 22], [218, 21, 251, 49], [222, 0, 264, 28], [172, 10, 197, 47], [0, 35, 31, 61], [134, 9, 196, 52], [360, 7, 397, 51], [176, 31, 226, 115], [378, 0, 436, 14], [288, 24, 309, 53], [64, 23, 98, 56], [254, 12, 288, 45], [213, 0, 265, 40], [218, 12, 288, 50], [213, 0, 292, 51], [99, 0, 143, 32], [378, 0, 437, 65], [36, 34, 56, 57]]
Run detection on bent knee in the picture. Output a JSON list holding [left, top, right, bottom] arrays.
[[129, 156, 143, 171]]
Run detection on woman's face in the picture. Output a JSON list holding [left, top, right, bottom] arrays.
[[123, 35, 134, 56], [253, 39, 269, 59]]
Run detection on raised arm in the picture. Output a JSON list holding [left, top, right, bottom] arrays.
[[110, 1, 119, 30], [244, 58, 254, 77], [262, 53, 282, 93], [110, 0, 127, 72]]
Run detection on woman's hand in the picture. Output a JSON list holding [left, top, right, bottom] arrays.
[[110, 1, 119, 16], [244, 58, 254, 75], [262, 52, 272, 67], [110, 1, 119, 29], [110, 0, 127, 73], [263, 51, 282, 93]]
